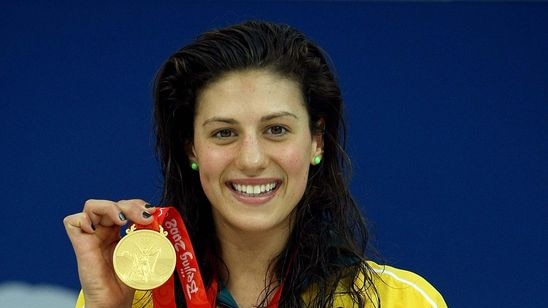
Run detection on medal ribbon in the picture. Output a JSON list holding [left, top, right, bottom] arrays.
[[135, 206, 284, 308], [135, 206, 210, 308]]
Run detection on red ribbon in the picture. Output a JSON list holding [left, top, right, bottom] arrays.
[[136, 206, 283, 308]]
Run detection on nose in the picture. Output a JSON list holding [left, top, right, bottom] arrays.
[[235, 133, 267, 174]]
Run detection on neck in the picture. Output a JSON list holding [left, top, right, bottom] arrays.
[[214, 221, 291, 307], [217, 222, 290, 278]]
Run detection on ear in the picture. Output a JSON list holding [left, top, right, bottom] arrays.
[[311, 118, 325, 158], [185, 141, 197, 162]]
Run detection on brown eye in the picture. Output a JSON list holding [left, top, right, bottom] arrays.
[[214, 129, 235, 138], [266, 125, 288, 136]]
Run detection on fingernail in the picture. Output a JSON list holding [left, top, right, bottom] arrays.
[[118, 212, 127, 221], [142, 211, 152, 219], [144, 203, 154, 209], [91, 224, 96, 231]]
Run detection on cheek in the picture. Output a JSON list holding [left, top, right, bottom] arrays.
[[278, 146, 311, 179], [282, 153, 311, 202], [196, 145, 231, 184]]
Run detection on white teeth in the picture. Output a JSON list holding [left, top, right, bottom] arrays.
[[232, 182, 277, 195]]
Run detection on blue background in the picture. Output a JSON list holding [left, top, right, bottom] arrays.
[[1, 2, 546, 307]]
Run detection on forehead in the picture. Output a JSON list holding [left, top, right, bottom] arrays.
[[195, 70, 308, 120]]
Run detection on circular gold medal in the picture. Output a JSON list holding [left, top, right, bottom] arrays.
[[113, 225, 176, 290]]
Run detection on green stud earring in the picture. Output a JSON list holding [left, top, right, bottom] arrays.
[[313, 155, 322, 165], [190, 161, 199, 171]]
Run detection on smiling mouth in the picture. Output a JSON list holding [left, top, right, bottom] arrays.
[[229, 182, 279, 196]]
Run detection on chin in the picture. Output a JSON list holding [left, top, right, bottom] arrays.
[[230, 216, 291, 234]]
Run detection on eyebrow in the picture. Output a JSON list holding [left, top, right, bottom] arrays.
[[261, 111, 299, 122], [202, 111, 299, 127], [202, 117, 237, 127]]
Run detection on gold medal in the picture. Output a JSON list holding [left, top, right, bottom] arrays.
[[113, 224, 176, 290]]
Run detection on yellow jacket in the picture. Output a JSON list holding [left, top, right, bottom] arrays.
[[76, 261, 446, 307]]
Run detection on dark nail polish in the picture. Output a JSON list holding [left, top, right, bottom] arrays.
[[144, 203, 154, 209], [142, 211, 152, 219], [118, 212, 127, 221]]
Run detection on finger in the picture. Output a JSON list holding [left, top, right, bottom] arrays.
[[63, 212, 111, 254], [63, 212, 95, 235], [83, 199, 129, 227], [115, 199, 157, 225]]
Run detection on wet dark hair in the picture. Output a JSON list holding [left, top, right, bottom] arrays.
[[154, 20, 378, 307]]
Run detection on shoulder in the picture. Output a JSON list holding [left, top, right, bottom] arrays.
[[305, 261, 447, 307], [357, 261, 447, 308]]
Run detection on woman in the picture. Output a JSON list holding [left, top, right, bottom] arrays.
[[64, 20, 446, 308]]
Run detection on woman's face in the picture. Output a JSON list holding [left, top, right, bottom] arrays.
[[190, 70, 322, 235]]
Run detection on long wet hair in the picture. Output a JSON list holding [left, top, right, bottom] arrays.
[[154, 20, 378, 307]]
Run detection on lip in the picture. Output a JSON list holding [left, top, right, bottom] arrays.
[[226, 178, 281, 206]]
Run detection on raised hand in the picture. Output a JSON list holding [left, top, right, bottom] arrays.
[[64, 199, 156, 308]]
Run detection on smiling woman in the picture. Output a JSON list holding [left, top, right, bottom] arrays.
[[190, 70, 321, 235], [64, 20, 446, 308]]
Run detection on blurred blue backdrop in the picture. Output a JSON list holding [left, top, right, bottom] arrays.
[[1, 2, 546, 307]]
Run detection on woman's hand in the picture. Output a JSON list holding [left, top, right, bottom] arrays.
[[63, 199, 156, 308]]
